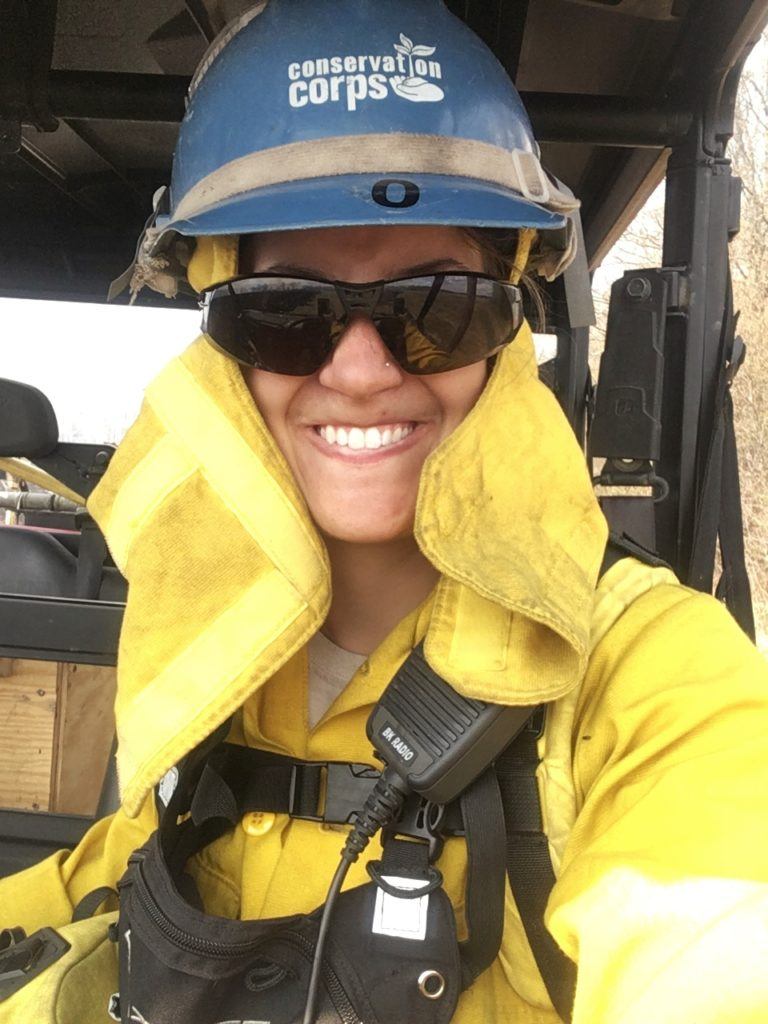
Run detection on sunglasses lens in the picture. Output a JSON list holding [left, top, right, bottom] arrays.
[[204, 274, 523, 376], [376, 276, 522, 374], [204, 278, 341, 375]]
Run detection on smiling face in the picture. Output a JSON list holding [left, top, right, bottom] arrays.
[[240, 224, 489, 543]]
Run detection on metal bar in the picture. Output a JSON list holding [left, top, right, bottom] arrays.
[[184, 0, 222, 43], [586, 149, 670, 270], [17, 137, 118, 227], [0, 492, 82, 513], [0, 809, 93, 846], [44, 71, 695, 147], [0, 594, 123, 662], [497, 0, 531, 83], [47, 71, 189, 124], [546, 277, 591, 442], [63, 119, 146, 202], [526, 95, 693, 149], [0, 809, 94, 878], [655, 123, 735, 579], [0, 0, 58, 144]]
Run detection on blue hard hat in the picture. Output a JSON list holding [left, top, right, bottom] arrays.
[[149, 0, 579, 283]]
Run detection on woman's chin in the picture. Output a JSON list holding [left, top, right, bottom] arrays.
[[315, 509, 416, 546]]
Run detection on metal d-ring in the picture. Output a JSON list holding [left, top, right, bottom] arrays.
[[418, 969, 446, 1000]]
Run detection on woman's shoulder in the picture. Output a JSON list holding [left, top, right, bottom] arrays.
[[576, 559, 768, 785], [591, 557, 762, 679]]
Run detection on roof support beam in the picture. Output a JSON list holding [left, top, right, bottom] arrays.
[[184, 0, 223, 44], [43, 71, 694, 148]]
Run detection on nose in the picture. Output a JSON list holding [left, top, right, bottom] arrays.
[[317, 314, 404, 397]]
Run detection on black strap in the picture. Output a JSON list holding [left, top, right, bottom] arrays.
[[180, 742, 468, 837], [457, 767, 507, 987], [714, 387, 755, 638], [368, 835, 443, 897], [186, 746, 355, 827], [154, 716, 234, 822], [71, 886, 117, 922], [496, 722, 576, 1023], [498, 538, 669, 1020], [600, 530, 670, 578], [688, 269, 755, 640]]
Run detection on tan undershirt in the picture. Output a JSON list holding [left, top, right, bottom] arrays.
[[307, 630, 367, 729]]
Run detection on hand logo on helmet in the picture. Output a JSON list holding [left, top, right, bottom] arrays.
[[392, 35, 446, 103], [287, 33, 445, 112]]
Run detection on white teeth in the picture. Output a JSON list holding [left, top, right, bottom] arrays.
[[348, 427, 366, 450], [317, 424, 415, 451]]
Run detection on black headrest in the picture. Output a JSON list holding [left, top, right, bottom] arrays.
[[0, 379, 58, 458]]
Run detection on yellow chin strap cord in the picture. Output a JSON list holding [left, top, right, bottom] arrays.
[[510, 228, 536, 284], [187, 236, 240, 293]]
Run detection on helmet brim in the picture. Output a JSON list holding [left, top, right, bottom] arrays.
[[165, 173, 568, 239]]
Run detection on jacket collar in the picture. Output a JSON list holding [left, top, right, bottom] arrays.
[[89, 324, 606, 815]]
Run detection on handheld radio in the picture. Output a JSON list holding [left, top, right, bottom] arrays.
[[303, 642, 536, 1024]]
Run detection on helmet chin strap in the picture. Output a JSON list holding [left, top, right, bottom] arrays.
[[187, 235, 240, 293], [510, 228, 536, 285]]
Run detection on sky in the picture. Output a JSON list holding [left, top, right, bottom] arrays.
[[1, 298, 200, 443]]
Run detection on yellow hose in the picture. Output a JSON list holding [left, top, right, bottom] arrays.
[[0, 457, 86, 506]]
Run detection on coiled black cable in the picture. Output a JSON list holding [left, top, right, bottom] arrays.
[[302, 768, 409, 1024]]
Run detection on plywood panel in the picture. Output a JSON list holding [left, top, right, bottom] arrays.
[[0, 658, 58, 810], [50, 664, 117, 816]]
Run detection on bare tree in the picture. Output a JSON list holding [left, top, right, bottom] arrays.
[[729, 36, 768, 643]]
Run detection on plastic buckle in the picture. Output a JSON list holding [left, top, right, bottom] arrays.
[[526, 706, 548, 739], [289, 761, 380, 825], [0, 929, 25, 953], [385, 794, 448, 863], [0, 928, 71, 1002], [323, 762, 380, 825]]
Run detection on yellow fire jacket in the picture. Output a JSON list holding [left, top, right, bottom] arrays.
[[1, 326, 767, 1023]]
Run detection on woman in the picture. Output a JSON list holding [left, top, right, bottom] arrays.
[[1, 1, 768, 1023]]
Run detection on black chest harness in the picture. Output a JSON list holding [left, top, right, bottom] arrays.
[[108, 701, 573, 1024]]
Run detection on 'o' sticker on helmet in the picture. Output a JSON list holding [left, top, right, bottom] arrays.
[[372, 179, 421, 208], [287, 33, 445, 112]]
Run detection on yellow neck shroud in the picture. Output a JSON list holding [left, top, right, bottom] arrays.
[[88, 323, 607, 816]]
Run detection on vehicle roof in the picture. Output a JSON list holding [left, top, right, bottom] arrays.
[[2, 0, 768, 306]]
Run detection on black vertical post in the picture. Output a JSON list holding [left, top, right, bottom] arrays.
[[656, 99, 740, 580], [550, 276, 592, 447]]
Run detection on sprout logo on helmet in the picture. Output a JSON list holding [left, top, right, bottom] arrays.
[[288, 33, 446, 112], [123, 0, 580, 301]]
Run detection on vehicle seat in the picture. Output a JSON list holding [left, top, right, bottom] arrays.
[[0, 526, 78, 597], [0, 525, 127, 601]]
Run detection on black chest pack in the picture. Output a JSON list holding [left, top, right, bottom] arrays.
[[111, 651, 575, 1024]]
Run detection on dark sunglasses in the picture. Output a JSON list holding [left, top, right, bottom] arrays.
[[201, 272, 524, 376]]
